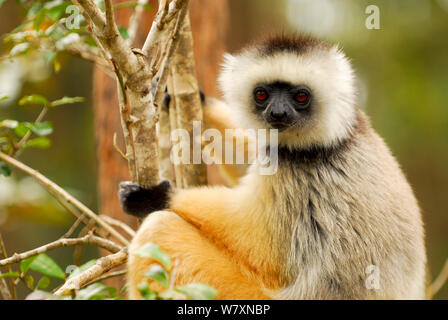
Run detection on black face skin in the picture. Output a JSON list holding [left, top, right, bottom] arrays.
[[253, 81, 312, 131]]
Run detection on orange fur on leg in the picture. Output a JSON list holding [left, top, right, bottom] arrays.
[[128, 211, 272, 300]]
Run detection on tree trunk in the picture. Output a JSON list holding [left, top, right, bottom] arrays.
[[92, 0, 229, 289]]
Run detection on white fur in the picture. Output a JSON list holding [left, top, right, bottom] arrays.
[[218, 46, 358, 148]]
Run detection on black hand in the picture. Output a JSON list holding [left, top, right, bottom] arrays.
[[118, 180, 172, 218]]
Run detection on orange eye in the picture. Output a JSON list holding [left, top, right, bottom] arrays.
[[255, 89, 268, 102], [295, 91, 309, 104]]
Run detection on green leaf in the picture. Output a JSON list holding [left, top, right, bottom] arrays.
[[36, 276, 51, 290], [31, 122, 53, 136], [76, 283, 117, 300], [143, 264, 169, 288], [21, 256, 38, 274], [33, 8, 47, 30], [0, 272, 20, 278], [25, 275, 35, 290], [10, 43, 31, 56], [77, 283, 107, 300], [46, 2, 70, 21], [104, 286, 117, 297], [50, 96, 84, 107], [0, 119, 18, 128], [0, 95, 8, 102], [14, 123, 31, 138], [0, 162, 11, 177], [176, 283, 217, 300], [19, 95, 48, 107], [25, 137, 51, 149], [26, 290, 65, 300], [27, 2, 43, 18], [67, 259, 96, 279], [28, 254, 65, 280], [135, 243, 171, 270], [0, 0, 5, 8], [136, 282, 157, 300], [159, 289, 186, 300], [118, 26, 129, 40]]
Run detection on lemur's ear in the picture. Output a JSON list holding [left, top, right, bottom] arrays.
[[118, 180, 172, 218]]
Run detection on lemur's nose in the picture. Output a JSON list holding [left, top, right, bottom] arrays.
[[270, 109, 288, 121]]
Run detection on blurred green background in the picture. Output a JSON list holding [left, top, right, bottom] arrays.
[[0, 0, 447, 299]]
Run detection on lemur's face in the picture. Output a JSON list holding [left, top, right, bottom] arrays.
[[252, 81, 313, 131], [219, 35, 358, 148]]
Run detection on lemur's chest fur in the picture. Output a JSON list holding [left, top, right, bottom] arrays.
[[254, 118, 423, 299], [258, 123, 391, 298]]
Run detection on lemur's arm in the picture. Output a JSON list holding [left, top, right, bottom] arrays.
[[119, 180, 248, 231], [118, 91, 251, 217], [119, 179, 279, 289], [203, 98, 252, 185]]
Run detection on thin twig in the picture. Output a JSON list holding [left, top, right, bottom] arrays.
[[59, 214, 85, 239], [73, 221, 96, 266], [162, 0, 188, 27], [427, 258, 448, 299], [66, 44, 113, 74], [0, 152, 129, 246], [13, 107, 48, 157], [54, 248, 128, 295], [0, 234, 121, 267], [142, 0, 188, 61], [99, 215, 136, 238], [104, 0, 119, 36], [0, 274, 12, 300], [153, 5, 187, 111], [113, 132, 128, 161], [84, 269, 126, 287], [0, 234, 14, 300]]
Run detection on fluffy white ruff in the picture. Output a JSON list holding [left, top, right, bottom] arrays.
[[218, 46, 358, 149]]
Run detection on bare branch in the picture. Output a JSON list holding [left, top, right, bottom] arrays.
[[0, 234, 17, 299], [168, 10, 207, 186], [13, 107, 48, 157], [54, 248, 128, 295], [0, 152, 129, 246], [77, 0, 161, 187], [167, 73, 183, 188], [0, 234, 121, 267], [99, 215, 136, 238], [163, 0, 188, 26], [0, 234, 13, 300], [113, 132, 128, 161], [0, 274, 12, 300], [142, 0, 189, 63], [65, 43, 113, 74], [59, 214, 87, 239], [153, 4, 188, 110], [84, 269, 126, 287], [104, 0, 119, 36], [158, 102, 175, 183], [76, 0, 143, 78]]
